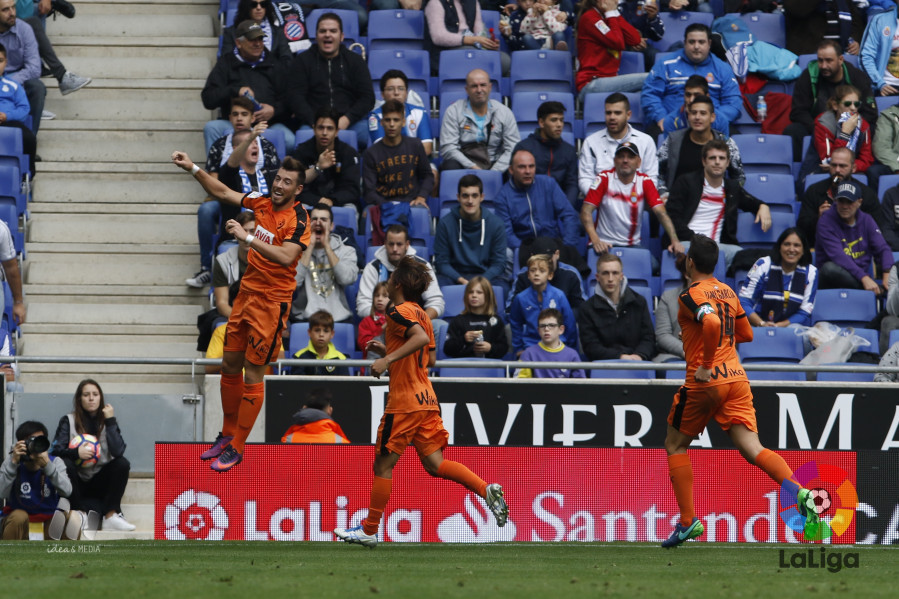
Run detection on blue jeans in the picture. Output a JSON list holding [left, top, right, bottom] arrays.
[[197, 200, 222, 271], [522, 32, 566, 50], [578, 72, 648, 102], [203, 120, 296, 154]]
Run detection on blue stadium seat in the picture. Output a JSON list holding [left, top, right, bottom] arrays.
[[511, 91, 576, 133], [618, 51, 645, 75], [344, 277, 359, 314], [0, 204, 23, 256], [331, 205, 358, 234], [367, 10, 424, 51], [288, 321, 357, 359], [650, 12, 714, 51], [442, 284, 466, 318], [875, 96, 899, 113], [878, 173, 899, 201], [890, 328, 899, 349], [510, 50, 573, 94], [731, 134, 793, 175], [479, 11, 508, 54], [852, 328, 880, 355], [0, 164, 25, 218], [742, 173, 797, 214], [408, 205, 432, 247], [805, 172, 867, 191], [438, 49, 502, 96], [812, 289, 878, 328], [589, 359, 654, 379], [0, 127, 30, 185], [595, 246, 655, 294], [306, 9, 360, 44], [583, 92, 642, 137], [732, 102, 762, 135], [260, 128, 285, 160], [439, 357, 506, 378], [367, 49, 430, 97], [434, 319, 449, 360], [661, 249, 725, 291], [738, 327, 805, 363], [735, 210, 795, 249], [816, 371, 874, 382], [745, 11, 786, 47]]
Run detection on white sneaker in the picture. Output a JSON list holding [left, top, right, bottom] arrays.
[[186, 268, 211, 288], [59, 71, 91, 95], [485, 483, 509, 527], [334, 525, 378, 548], [102, 512, 136, 531], [41, 109, 56, 120]]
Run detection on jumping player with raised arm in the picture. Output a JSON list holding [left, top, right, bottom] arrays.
[[334, 256, 508, 548], [171, 150, 311, 472], [662, 235, 819, 548]]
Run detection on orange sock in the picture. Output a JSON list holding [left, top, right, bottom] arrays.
[[436, 460, 487, 497], [668, 453, 695, 526], [754, 448, 794, 485], [363, 476, 392, 536], [220, 373, 243, 438], [231, 382, 264, 453]]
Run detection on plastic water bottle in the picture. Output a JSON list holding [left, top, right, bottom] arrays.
[[756, 96, 767, 123]]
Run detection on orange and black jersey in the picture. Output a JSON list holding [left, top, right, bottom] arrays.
[[384, 301, 438, 414]]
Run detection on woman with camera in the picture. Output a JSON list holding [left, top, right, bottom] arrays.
[[52, 379, 136, 531]]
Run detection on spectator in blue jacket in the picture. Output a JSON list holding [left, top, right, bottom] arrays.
[[434, 173, 510, 292], [512, 101, 579, 208], [860, 5, 899, 96], [641, 23, 741, 140], [494, 149, 581, 252], [509, 254, 577, 355], [0, 41, 35, 174]]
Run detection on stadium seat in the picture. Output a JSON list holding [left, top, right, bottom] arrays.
[[0, 204, 23, 256], [344, 277, 359, 314], [260, 128, 286, 160], [816, 371, 874, 382], [307, 9, 360, 44], [595, 246, 656, 295], [811, 289, 878, 328], [510, 50, 573, 95], [735, 211, 795, 249], [742, 173, 797, 214], [589, 359, 654, 379], [479, 11, 507, 53], [852, 328, 880, 355], [439, 357, 506, 378], [0, 164, 25, 218], [661, 249, 725, 291], [890, 328, 899, 349], [745, 12, 786, 47], [875, 96, 899, 113], [331, 205, 358, 234], [408, 205, 431, 246], [434, 319, 449, 360], [650, 12, 714, 51], [288, 321, 358, 359], [618, 51, 645, 75], [583, 92, 642, 137], [367, 10, 424, 51], [442, 285, 466, 318], [805, 172, 867, 191], [663, 361, 687, 380], [367, 49, 430, 97], [731, 134, 793, 175], [438, 49, 502, 96], [738, 327, 806, 363], [0, 127, 30, 190], [511, 91, 576, 134], [732, 102, 762, 135], [878, 174, 899, 201]]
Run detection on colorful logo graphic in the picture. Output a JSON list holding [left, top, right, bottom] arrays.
[[164, 489, 228, 540], [778, 461, 857, 541]]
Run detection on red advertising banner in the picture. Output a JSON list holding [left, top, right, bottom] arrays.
[[155, 444, 856, 543]]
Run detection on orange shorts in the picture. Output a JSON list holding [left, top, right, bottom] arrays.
[[376, 411, 449, 458], [667, 381, 758, 438], [223, 292, 289, 366]]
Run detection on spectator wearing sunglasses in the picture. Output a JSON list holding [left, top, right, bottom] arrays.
[[812, 84, 876, 178], [220, 0, 299, 63]]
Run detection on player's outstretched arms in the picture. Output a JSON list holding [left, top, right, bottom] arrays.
[[171, 150, 245, 206]]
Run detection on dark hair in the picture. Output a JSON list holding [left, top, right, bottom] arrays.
[[311, 202, 333, 220], [818, 39, 843, 56], [16, 420, 47, 442], [379, 69, 409, 92], [391, 255, 431, 303], [235, 211, 255, 226], [235, 0, 275, 27], [316, 12, 343, 33], [688, 94, 715, 113], [684, 23, 711, 40], [684, 75, 709, 93], [537, 101, 565, 121], [308, 310, 335, 330], [604, 92, 630, 110], [381, 99, 405, 118], [313, 106, 340, 129], [385, 224, 409, 241], [230, 96, 256, 113], [73, 379, 106, 436], [538, 308, 563, 326], [280, 156, 306, 184], [511, 148, 535, 166], [688, 234, 719, 275], [771, 227, 812, 267], [304, 388, 332, 411], [458, 173, 483, 194], [702, 138, 730, 161]]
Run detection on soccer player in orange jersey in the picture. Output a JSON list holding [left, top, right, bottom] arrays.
[[171, 150, 311, 472], [334, 256, 509, 548], [662, 235, 819, 547]]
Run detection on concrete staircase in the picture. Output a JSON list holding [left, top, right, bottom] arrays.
[[20, 0, 220, 392], [18, 0, 223, 536]]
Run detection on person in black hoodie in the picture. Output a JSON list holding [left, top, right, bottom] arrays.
[[288, 12, 375, 149], [292, 107, 361, 210], [52, 379, 135, 532], [444, 276, 509, 359], [512, 101, 579, 209]]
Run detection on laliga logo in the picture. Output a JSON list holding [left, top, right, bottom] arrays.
[[164, 489, 228, 540], [437, 493, 516, 543], [778, 461, 858, 541]]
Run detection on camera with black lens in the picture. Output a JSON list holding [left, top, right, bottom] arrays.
[[22, 435, 50, 462]]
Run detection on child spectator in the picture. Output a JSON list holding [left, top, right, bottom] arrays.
[[358, 281, 389, 359], [444, 276, 509, 359], [516, 308, 585, 378], [509, 254, 577, 356], [0, 42, 37, 176], [281, 388, 350, 444], [500, 0, 570, 51], [287, 310, 350, 376], [813, 85, 874, 174]]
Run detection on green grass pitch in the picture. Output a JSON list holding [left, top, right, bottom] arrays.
[[2, 541, 897, 598]]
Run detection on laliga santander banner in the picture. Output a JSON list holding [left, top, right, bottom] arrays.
[[155, 444, 856, 543]]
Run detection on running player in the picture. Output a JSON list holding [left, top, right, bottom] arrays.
[[662, 235, 819, 547], [171, 150, 310, 472], [334, 256, 508, 548]]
